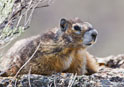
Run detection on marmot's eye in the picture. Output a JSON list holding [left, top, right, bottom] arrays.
[[74, 25, 81, 31]]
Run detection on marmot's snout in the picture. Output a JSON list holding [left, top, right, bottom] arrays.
[[90, 29, 98, 41], [83, 28, 98, 46]]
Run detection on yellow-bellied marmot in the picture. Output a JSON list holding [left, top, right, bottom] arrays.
[[0, 18, 99, 76]]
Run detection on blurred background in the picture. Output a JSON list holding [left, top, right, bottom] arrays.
[[15, 0, 124, 57]]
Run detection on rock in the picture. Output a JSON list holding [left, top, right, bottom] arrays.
[[0, 54, 124, 87]]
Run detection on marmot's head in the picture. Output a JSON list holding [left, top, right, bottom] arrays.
[[60, 18, 98, 48]]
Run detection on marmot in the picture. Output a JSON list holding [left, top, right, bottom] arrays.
[[0, 18, 99, 76]]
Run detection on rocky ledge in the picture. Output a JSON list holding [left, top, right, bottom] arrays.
[[0, 54, 124, 87]]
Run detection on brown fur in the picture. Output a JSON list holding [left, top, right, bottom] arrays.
[[0, 18, 99, 76]]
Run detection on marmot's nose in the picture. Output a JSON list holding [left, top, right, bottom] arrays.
[[91, 30, 98, 41]]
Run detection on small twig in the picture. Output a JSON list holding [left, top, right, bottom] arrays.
[[16, 15, 23, 28], [68, 73, 77, 87], [28, 66, 32, 87], [24, 0, 42, 27], [11, 6, 25, 20], [68, 74, 73, 87], [9, 41, 41, 84], [24, 0, 33, 24], [54, 77, 57, 87], [14, 79, 17, 87]]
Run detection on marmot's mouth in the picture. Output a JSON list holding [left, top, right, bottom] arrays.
[[85, 43, 92, 46], [83, 40, 95, 46]]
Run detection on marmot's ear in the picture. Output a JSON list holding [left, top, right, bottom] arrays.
[[60, 18, 68, 32]]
